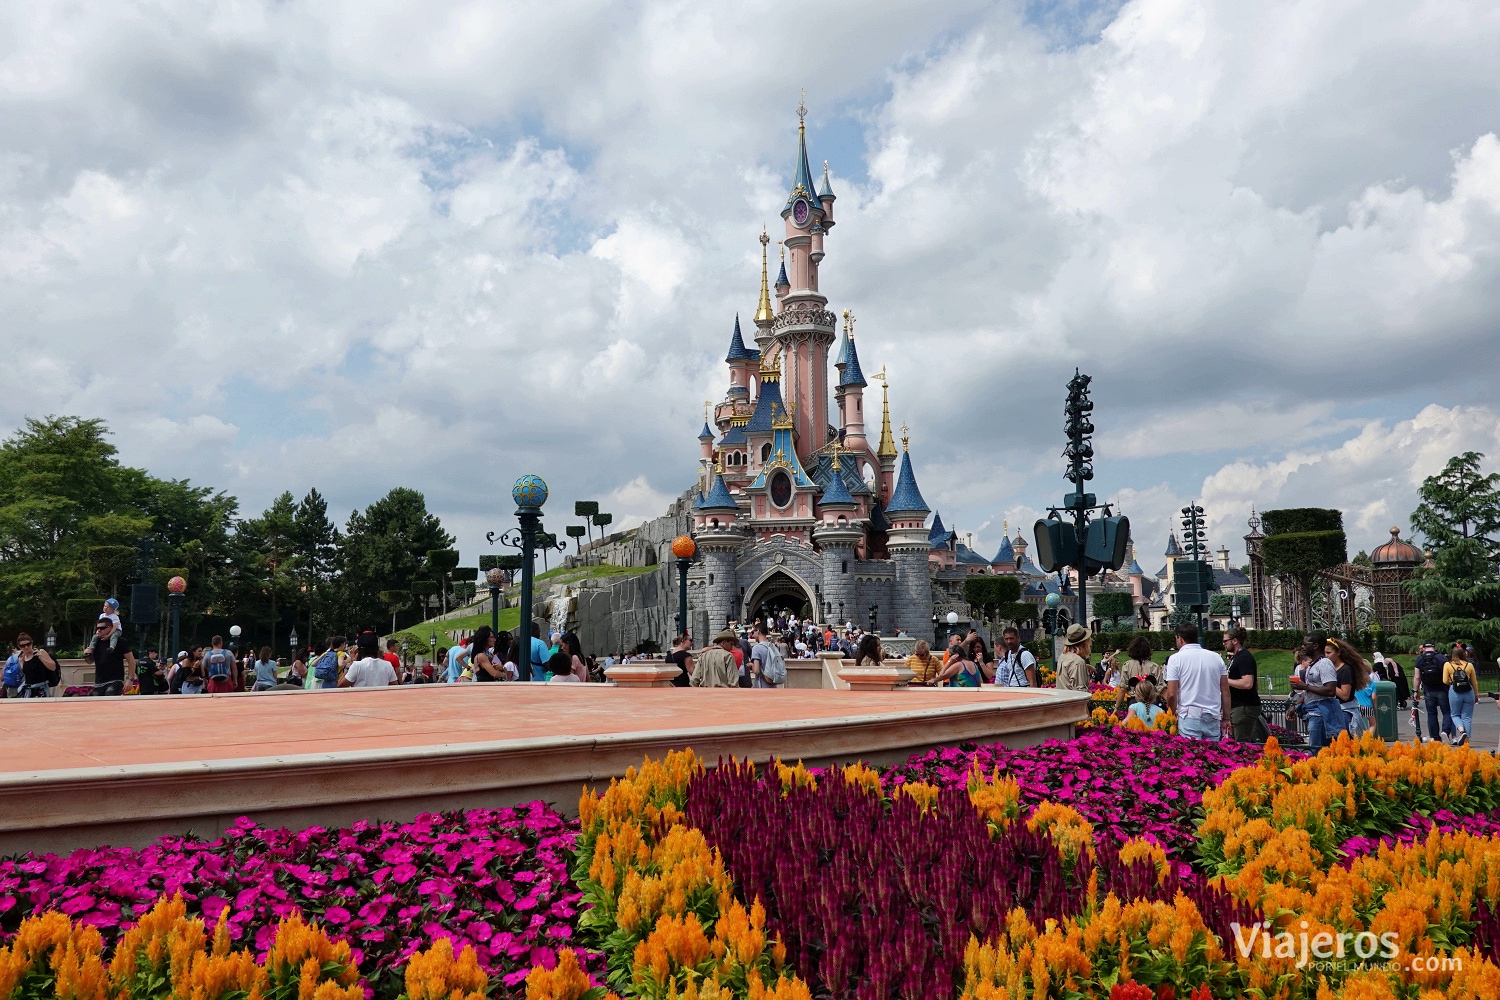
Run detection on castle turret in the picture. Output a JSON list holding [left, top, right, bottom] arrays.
[[698, 410, 715, 463], [693, 467, 746, 630], [884, 431, 933, 635], [813, 449, 861, 627], [724, 314, 758, 404], [776, 101, 837, 460], [836, 312, 868, 456]]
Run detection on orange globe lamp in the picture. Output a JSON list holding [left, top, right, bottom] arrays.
[[671, 535, 696, 638]]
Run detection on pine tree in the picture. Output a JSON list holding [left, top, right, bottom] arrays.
[[1406, 452, 1500, 655]]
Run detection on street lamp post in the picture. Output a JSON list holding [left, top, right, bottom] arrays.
[[289, 628, 299, 662], [167, 576, 186, 655], [486, 568, 505, 640], [429, 630, 437, 668], [45, 627, 56, 651], [492, 476, 564, 682], [946, 610, 959, 641], [229, 624, 241, 655], [671, 536, 696, 637]]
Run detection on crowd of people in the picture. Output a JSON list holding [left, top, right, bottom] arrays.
[[3, 603, 1493, 750]]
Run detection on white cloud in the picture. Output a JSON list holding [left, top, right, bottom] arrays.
[[2, 0, 1500, 572]]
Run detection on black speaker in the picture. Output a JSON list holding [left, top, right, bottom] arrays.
[[131, 584, 160, 625]]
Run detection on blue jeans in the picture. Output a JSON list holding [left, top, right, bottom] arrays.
[[1305, 699, 1345, 750], [1425, 689, 1455, 739], [1179, 713, 1222, 741], [1449, 688, 1476, 738]]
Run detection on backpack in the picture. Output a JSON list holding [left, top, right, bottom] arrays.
[[313, 650, 339, 682], [3, 654, 21, 688], [204, 649, 232, 679], [759, 642, 787, 687], [1451, 665, 1473, 695], [1416, 651, 1447, 689]]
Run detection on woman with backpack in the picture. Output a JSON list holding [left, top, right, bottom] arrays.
[[1446, 643, 1479, 746]]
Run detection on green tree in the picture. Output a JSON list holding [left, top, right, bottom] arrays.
[[292, 489, 339, 642], [1092, 591, 1135, 629], [427, 548, 461, 614], [335, 489, 453, 634], [238, 491, 300, 648], [1260, 508, 1348, 631], [0, 416, 233, 647], [1405, 452, 1500, 655], [963, 576, 1022, 631]]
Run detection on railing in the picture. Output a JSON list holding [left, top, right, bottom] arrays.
[[1259, 697, 1307, 744]]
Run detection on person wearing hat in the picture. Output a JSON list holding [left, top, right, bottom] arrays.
[[100, 598, 122, 631], [1054, 623, 1092, 692], [692, 629, 743, 688], [1164, 622, 1231, 741]]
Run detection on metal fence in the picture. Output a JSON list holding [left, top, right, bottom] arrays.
[[1259, 696, 1307, 745]]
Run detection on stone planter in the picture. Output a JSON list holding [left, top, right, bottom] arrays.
[[604, 663, 683, 688]]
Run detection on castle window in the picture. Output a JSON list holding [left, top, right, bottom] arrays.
[[842, 561, 848, 574], [761, 443, 772, 462]]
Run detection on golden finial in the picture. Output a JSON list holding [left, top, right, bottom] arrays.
[[874, 366, 896, 458], [779, 241, 785, 262], [754, 226, 774, 325], [797, 90, 807, 127], [704, 400, 711, 423], [759, 343, 782, 378], [831, 442, 842, 471], [715, 457, 724, 475], [900, 424, 910, 452]]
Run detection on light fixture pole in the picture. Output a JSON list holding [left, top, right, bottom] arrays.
[[495, 476, 564, 681], [671, 536, 696, 636], [167, 576, 186, 655], [486, 568, 505, 639]]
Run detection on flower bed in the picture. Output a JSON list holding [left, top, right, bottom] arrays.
[[886, 728, 1271, 859], [1342, 806, 1500, 858], [0, 804, 588, 999]]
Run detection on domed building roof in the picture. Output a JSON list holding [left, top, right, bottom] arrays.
[[1372, 527, 1422, 566]]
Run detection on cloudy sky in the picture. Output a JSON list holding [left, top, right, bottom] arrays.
[[5, 0, 1500, 572]]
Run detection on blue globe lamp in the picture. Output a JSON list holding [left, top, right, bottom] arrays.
[[513, 475, 548, 510], [1045, 592, 1062, 609]]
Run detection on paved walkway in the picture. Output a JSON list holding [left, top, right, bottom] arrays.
[[0, 684, 1037, 774]]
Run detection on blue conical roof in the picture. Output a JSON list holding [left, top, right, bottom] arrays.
[[745, 377, 784, 434], [820, 468, 856, 507], [698, 422, 715, 441], [718, 423, 747, 448], [725, 315, 756, 362], [818, 161, 835, 200], [700, 474, 738, 511], [1128, 559, 1144, 575], [1165, 532, 1183, 557], [834, 326, 849, 370], [885, 450, 929, 517], [839, 336, 867, 388], [776, 260, 789, 288], [783, 121, 824, 215], [993, 536, 1015, 564]]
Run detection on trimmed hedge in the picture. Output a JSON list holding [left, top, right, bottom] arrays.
[[1260, 508, 1344, 535]]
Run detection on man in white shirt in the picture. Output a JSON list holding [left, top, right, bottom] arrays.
[[341, 633, 398, 688], [993, 626, 1037, 687], [1164, 623, 1231, 741]]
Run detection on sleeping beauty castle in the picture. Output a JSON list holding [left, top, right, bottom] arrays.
[[683, 104, 935, 635]]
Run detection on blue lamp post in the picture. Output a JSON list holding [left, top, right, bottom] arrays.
[[488, 476, 565, 682]]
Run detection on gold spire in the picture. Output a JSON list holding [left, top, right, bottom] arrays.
[[830, 442, 842, 471], [900, 423, 910, 452], [754, 227, 774, 324], [874, 366, 897, 458]]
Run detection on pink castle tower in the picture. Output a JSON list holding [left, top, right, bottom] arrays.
[[776, 98, 838, 460]]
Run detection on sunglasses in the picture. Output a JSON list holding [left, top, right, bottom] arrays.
[[96, 624, 111, 631], [17, 642, 32, 648]]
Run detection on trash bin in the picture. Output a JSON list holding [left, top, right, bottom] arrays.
[[1372, 680, 1398, 741]]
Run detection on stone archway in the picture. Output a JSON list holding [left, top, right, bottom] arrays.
[[742, 569, 818, 625]]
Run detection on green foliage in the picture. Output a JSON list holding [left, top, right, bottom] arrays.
[[962, 576, 1022, 619], [1260, 508, 1344, 536], [1091, 592, 1134, 626], [0, 416, 238, 646], [1261, 531, 1349, 576], [1260, 507, 1347, 630], [575, 501, 600, 518], [333, 490, 454, 634], [1352, 550, 1373, 567], [997, 601, 1038, 624], [1404, 452, 1500, 657]]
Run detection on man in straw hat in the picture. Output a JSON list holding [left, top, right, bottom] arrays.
[[692, 629, 744, 688]]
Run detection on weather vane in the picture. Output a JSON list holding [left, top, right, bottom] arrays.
[[797, 89, 807, 123]]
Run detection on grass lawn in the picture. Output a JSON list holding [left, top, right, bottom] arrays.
[[389, 563, 654, 655]]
